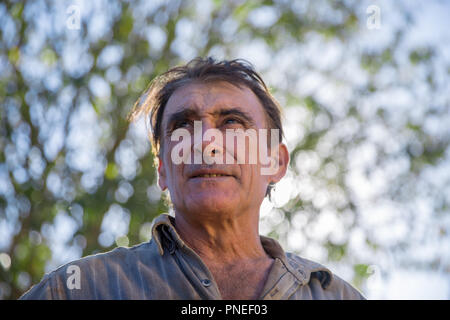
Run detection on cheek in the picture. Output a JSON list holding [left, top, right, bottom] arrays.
[[168, 165, 184, 187], [241, 164, 265, 187], [249, 164, 271, 195], [161, 152, 184, 188]]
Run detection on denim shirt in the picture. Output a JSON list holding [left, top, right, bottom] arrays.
[[20, 214, 365, 300]]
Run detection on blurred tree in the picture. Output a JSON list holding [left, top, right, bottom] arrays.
[[0, 0, 449, 299]]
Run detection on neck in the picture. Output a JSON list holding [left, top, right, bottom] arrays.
[[173, 209, 267, 264]]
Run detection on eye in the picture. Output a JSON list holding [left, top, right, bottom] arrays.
[[174, 120, 191, 129], [224, 117, 243, 125]]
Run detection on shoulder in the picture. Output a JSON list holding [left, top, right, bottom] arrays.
[[285, 252, 366, 300], [20, 241, 154, 300], [53, 241, 153, 276]]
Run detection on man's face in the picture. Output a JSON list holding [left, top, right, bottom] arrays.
[[157, 81, 287, 218]]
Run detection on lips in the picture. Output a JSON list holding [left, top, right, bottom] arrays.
[[192, 173, 230, 178], [188, 168, 235, 179]]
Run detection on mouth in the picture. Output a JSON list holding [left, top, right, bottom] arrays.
[[188, 169, 235, 180], [190, 173, 233, 179]]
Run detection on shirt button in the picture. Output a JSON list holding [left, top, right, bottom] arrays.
[[201, 279, 211, 287]]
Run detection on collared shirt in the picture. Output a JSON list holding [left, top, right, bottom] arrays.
[[20, 214, 365, 300]]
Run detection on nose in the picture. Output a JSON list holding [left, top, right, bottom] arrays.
[[192, 120, 224, 164]]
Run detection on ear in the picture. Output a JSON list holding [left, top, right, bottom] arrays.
[[269, 142, 289, 184], [157, 156, 168, 191]]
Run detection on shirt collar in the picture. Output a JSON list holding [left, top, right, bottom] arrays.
[[150, 213, 333, 289]]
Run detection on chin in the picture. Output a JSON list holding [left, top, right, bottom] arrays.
[[187, 192, 239, 216]]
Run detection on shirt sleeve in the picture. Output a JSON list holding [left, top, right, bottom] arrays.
[[19, 274, 56, 300], [326, 273, 367, 300]]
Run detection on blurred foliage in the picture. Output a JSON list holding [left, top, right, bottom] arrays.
[[0, 0, 449, 299]]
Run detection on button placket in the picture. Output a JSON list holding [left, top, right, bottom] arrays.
[[201, 279, 212, 287], [177, 245, 221, 298]]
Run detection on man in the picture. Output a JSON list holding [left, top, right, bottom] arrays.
[[20, 57, 365, 300]]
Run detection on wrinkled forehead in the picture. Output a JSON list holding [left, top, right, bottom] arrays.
[[161, 81, 267, 129]]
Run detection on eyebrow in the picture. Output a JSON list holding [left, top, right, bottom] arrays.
[[166, 109, 199, 131], [165, 107, 256, 130]]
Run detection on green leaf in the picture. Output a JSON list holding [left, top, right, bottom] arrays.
[[105, 163, 119, 180]]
